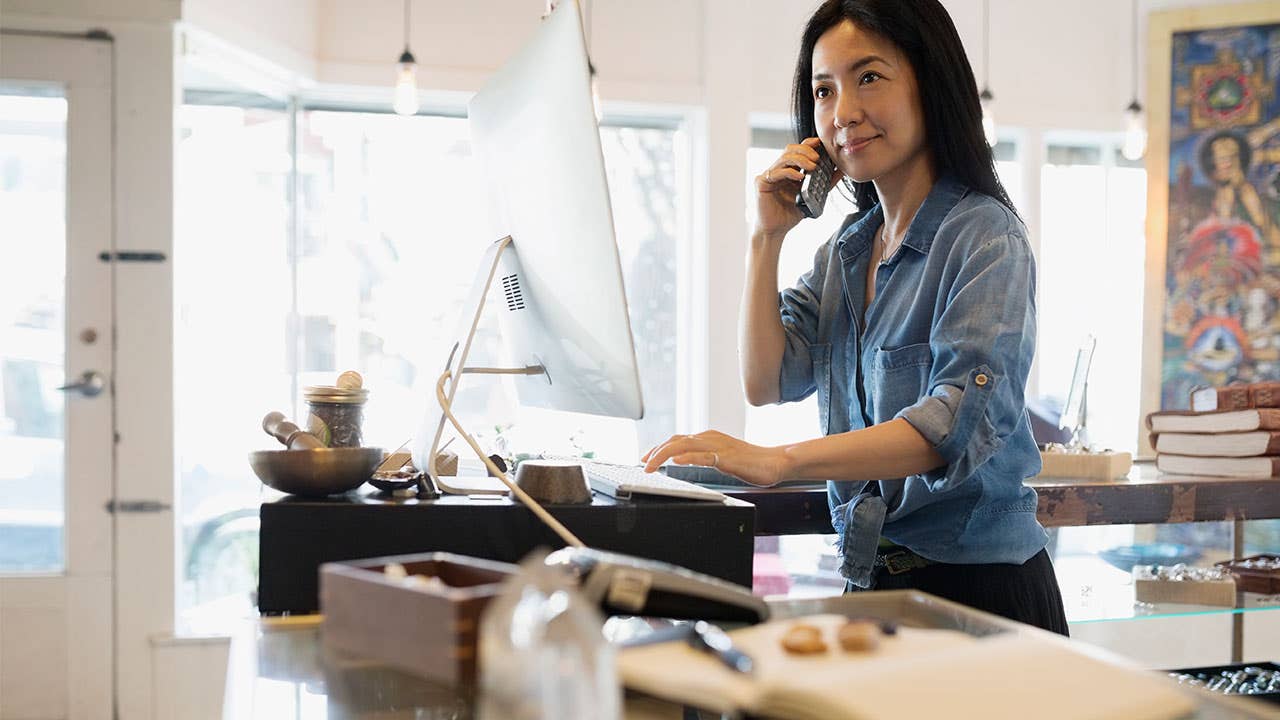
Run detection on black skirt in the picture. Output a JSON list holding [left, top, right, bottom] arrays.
[[847, 548, 1070, 636]]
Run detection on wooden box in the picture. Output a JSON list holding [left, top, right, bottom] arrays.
[[1132, 566, 1237, 607], [1037, 450, 1133, 480], [320, 552, 517, 686], [1215, 555, 1280, 595]]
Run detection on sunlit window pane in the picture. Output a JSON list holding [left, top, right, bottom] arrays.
[[175, 101, 291, 620], [0, 91, 68, 574], [741, 143, 854, 447], [1038, 143, 1146, 452], [296, 113, 682, 464]]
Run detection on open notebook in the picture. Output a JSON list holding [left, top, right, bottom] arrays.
[[619, 614, 1195, 720]]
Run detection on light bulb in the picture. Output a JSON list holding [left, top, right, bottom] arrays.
[[1122, 100, 1146, 161], [980, 88, 997, 147], [393, 52, 419, 116]]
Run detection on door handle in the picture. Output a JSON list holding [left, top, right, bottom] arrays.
[[57, 370, 106, 398]]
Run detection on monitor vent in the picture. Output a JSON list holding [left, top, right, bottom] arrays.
[[502, 273, 526, 311]]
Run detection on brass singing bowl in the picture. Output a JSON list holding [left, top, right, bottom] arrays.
[[249, 447, 384, 497]]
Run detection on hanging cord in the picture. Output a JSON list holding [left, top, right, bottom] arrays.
[[982, 0, 990, 90], [1130, 0, 1139, 100], [404, 0, 412, 52], [436, 368, 586, 548]]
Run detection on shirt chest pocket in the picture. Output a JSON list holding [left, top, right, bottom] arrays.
[[865, 342, 933, 422]]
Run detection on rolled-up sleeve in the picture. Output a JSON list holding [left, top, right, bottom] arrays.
[[776, 241, 831, 403], [895, 232, 1037, 491]]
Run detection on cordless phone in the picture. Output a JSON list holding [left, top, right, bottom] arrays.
[[796, 145, 837, 219]]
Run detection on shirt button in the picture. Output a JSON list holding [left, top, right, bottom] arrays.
[[975, 373, 989, 387]]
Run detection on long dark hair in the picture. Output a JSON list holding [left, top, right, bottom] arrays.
[[791, 0, 1017, 214]]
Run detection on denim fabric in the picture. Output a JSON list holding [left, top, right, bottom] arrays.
[[777, 175, 1047, 587]]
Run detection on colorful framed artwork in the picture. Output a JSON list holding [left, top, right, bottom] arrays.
[[1141, 2, 1280, 452]]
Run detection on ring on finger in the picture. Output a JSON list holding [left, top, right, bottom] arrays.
[[711, 452, 719, 468], [765, 169, 772, 182]]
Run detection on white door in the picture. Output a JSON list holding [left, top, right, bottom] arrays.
[[0, 32, 114, 719]]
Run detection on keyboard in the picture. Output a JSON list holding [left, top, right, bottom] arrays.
[[541, 457, 728, 502]]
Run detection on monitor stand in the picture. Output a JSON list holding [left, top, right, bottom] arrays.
[[419, 236, 523, 495], [415, 236, 585, 548]]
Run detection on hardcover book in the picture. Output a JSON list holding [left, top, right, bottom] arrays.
[[1152, 431, 1280, 457], [1146, 408, 1280, 434], [1190, 382, 1280, 412], [1155, 453, 1280, 478]]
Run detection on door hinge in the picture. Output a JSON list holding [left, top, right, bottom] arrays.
[[105, 500, 172, 514], [98, 251, 167, 263]]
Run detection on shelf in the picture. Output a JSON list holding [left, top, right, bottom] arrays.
[[1056, 555, 1280, 624]]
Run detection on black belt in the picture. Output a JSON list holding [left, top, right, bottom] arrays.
[[873, 546, 935, 575]]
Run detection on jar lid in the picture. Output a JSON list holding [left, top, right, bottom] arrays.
[[303, 385, 370, 404]]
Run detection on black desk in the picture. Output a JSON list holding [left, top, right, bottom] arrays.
[[258, 491, 756, 614]]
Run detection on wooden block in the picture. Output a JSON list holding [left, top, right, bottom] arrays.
[[1133, 567, 1237, 607], [376, 450, 413, 473], [435, 449, 459, 476], [1036, 450, 1132, 480]]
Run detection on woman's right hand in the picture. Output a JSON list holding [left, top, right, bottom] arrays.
[[753, 137, 837, 240]]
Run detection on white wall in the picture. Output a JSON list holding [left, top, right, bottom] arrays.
[[182, 0, 318, 81]]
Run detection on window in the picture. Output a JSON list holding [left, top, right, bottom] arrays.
[[742, 128, 856, 448], [176, 98, 687, 623], [993, 139, 1024, 213], [295, 110, 684, 463], [1037, 140, 1146, 452], [0, 91, 68, 573], [175, 99, 291, 619]]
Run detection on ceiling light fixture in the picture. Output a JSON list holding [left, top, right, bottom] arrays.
[[1122, 0, 1147, 161], [980, 0, 997, 147], [393, 0, 419, 116]]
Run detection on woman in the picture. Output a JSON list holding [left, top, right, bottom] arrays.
[[642, 0, 1068, 634]]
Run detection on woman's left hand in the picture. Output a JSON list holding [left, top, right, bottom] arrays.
[[641, 430, 790, 487]]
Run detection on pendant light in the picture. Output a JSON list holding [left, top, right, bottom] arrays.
[[979, 0, 997, 147], [393, 0, 419, 116], [1121, 0, 1147, 161]]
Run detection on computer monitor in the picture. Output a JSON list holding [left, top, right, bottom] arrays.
[[1058, 334, 1096, 446], [412, 0, 644, 483]]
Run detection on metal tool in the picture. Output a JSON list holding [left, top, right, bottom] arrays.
[[687, 621, 754, 675]]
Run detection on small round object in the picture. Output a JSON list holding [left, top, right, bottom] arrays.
[[488, 454, 509, 474], [837, 620, 880, 652], [974, 373, 989, 387], [711, 452, 719, 468], [780, 623, 827, 655], [368, 471, 422, 494], [336, 370, 364, 390], [514, 460, 591, 504]]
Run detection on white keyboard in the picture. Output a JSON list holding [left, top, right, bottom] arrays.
[[546, 458, 728, 502]]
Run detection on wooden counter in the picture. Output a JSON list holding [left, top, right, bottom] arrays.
[[726, 462, 1280, 535]]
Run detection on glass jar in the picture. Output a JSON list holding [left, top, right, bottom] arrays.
[[303, 385, 369, 448]]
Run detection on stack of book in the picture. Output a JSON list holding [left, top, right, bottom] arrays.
[[1146, 381, 1280, 478]]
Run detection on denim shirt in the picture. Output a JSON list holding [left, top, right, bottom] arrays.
[[777, 175, 1047, 587]]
